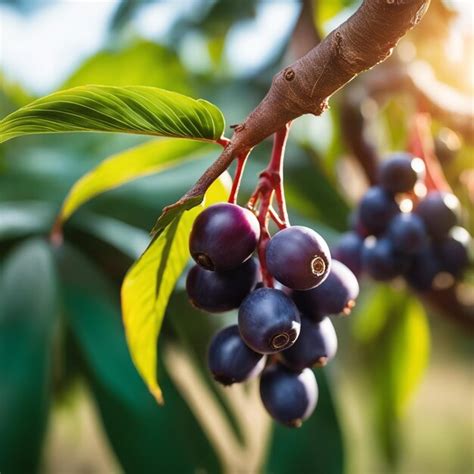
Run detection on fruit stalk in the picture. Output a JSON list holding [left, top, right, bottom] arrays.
[[161, 0, 430, 218], [249, 123, 292, 287], [228, 151, 251, 204]]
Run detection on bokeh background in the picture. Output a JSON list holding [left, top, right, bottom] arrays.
[[1, 1, 473, 473]]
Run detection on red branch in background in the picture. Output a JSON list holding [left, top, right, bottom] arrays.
[[408, 112, 452, 194]]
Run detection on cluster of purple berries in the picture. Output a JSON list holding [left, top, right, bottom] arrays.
[[334, 153, 471, 290], [186, 203, 359, 427]]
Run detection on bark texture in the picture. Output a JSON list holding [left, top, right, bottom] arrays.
[[175, 0, 431, 207]]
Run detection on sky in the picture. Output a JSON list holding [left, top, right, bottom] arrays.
[[0, 0, 299, 95], [0, 0, 472, 96]]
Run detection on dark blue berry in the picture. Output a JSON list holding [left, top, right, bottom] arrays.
[[238, 288, 300, 354], [348, 210, 370, 238], [293, 260, 359, 321], [405, 246, 441, 291], [415, 191, 460, 239], [280, 317, 337, 371], [362, 237, 408, 281], [186, 258, 260, 313], [260, 364, 318, 427], [434, 227, 471, 278], [387, 213, 428, 255], [378, 153, 425, 194], [332, 232, 364, 277], [266, 226, 331, 290], [208, 325, 265, 386], [189, 203, 260, 271], [358, 186, 400, 235]]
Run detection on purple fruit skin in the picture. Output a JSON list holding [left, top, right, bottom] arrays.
[[415, 192, 460, 239], [186, 258, 260, 313], [189, 203, 260, 271], [362, 237, 408, 281], [358, 186, 400, 235], [405, 246, 441, 291], [293, 260, 359, 321], [378, 153, 425, 194], [265, 226, 331, 290], [387, 213, 428, 255], [434, 232, 470, 277], [208, 325, 265, 386], [280, 317, 338, 372], [332, 232, 364, 277], [238, 288, 301, 354], [259, 364, 318, 427]]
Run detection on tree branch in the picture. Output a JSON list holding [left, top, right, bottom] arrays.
[[164, 0, 430, 214]]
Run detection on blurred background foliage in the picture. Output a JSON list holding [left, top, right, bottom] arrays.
[[0, 0, 472, 473]]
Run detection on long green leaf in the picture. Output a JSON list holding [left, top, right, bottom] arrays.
[[0, 85, 225, 144], [353, 286, 430, 464], [56, 245, 220, 472], [121, 174, 231, 403], [0, 201, 56, 240], [0, 239, 59, 472], [57, 139, 215, 224]]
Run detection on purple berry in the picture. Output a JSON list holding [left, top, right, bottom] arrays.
[[189, 203, 260, 271], [208, 325, 266, 386], [238, 288, 300, 354], [415, 191, 460, 239], [362, 237, 408, 281], [332, 232, 364, 277], [434, 227, 471, 278], [280, 317, 337, 371], [405, 246, 442, 291], [260, 364, 318, 427], [186, 258, 260, 313], [378, 153, 425, 194], [265, 226, 331, 290], [293, 260, 359, 321], [358, 186, 400, 235], [387, 213, 428, 255]]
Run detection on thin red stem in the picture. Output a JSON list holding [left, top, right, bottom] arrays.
[[217, 136, 231, 148], [269, 206, 286, 229], [408, 113, 452, 194], [228, 150, 250, 204], [270, 123, 291, 226], [246, 122, 292, 287]]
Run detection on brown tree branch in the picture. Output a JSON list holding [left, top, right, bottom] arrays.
[[287, 0, 321, 61], [164, 0, 430, 215], [340, 84, 380, 185]]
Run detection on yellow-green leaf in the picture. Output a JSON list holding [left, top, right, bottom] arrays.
[[0, 85, 225, 144], [57, 139, 216, 224], [121, 174, 231, 403]]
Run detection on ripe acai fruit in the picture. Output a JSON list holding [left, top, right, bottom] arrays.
[[265, 226, 331, 290], [189, 203, 260, 271]]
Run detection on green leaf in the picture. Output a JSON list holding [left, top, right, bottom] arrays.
[[0, 239, 59, 472], [57, 139, 216, 224], [71, 212, 150, 260], [0, 201, 56, 241], [353, 286, 430, 464], [121, 174, 231, 403], [0, 85, 225, 144], [56, 245, 220, 472]]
